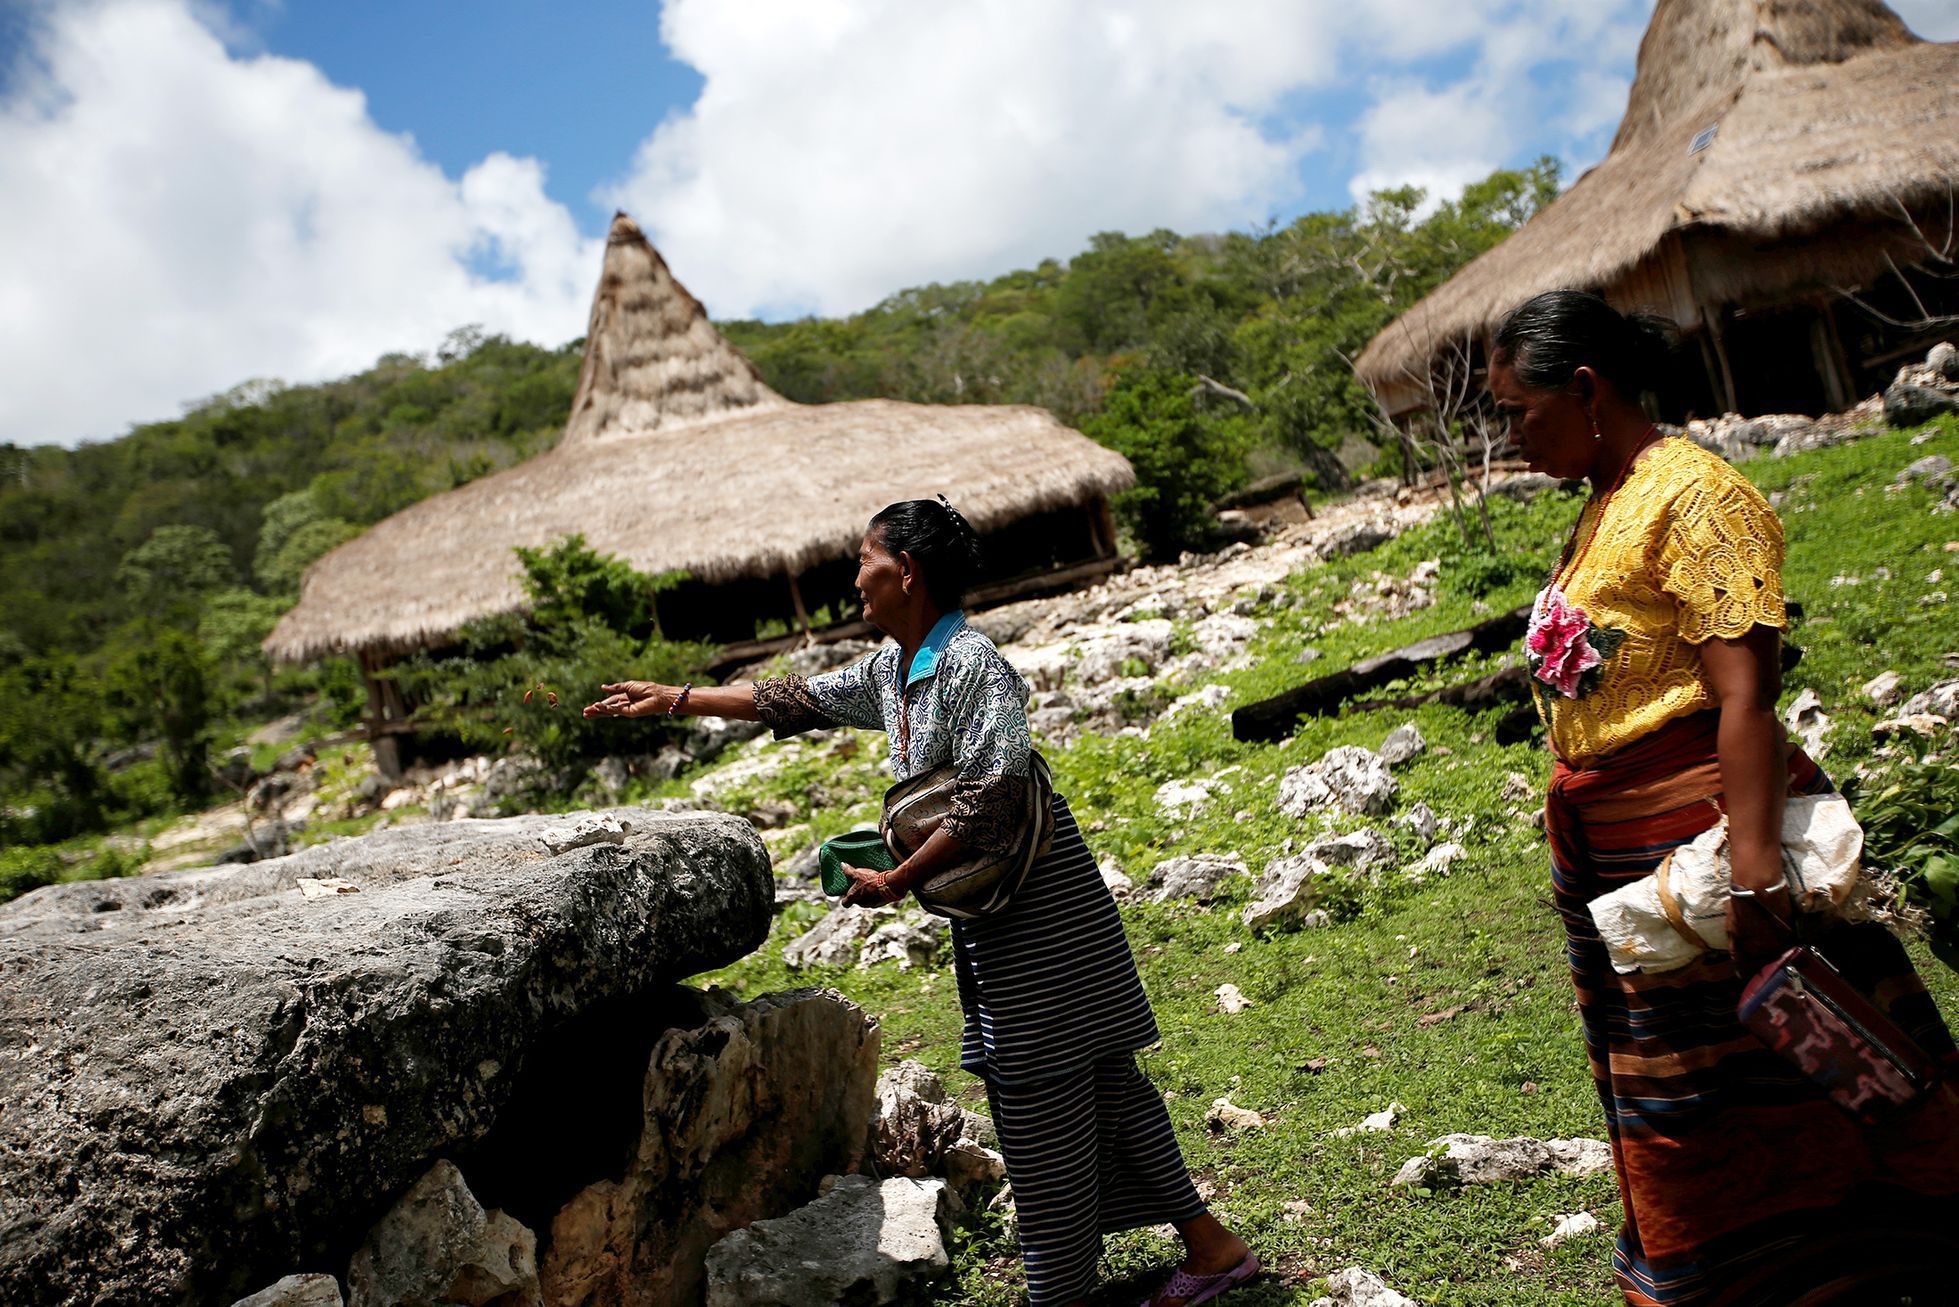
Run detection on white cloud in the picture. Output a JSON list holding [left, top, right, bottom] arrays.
[[1345, 1, 1653, 208], [0, 0, 599, 447], [611, 0, 1358, 319]]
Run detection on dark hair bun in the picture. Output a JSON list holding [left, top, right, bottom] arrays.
[[868, 498, 984, 609], [1493, 290, 1677, 397]]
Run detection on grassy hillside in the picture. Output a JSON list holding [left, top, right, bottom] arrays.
[[686, 418, 1959, 1305]]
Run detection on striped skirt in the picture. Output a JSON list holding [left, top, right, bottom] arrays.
[[988, 1056, 1208, 1307], [1546, 711, 1959, 1305], [951, 794, 1161, 1087], [951, 795, 1202, 1303]]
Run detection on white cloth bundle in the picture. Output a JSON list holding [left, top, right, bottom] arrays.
[[1587, 794, 1868, 975]]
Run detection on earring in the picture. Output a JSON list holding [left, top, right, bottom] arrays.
[[1590, 414, 1603, 442]]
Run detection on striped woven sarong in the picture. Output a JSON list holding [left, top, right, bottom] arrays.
[[1546, 711, 1959, 1305], [987, 1055, 1207, 1306], [951, 794, 1161, 1086]]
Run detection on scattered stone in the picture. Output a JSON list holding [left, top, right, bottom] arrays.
[[1540, 1211, 1602, 1249], [1281, 1199, 1312, 1226], [1414, 842, 1467, 879], [1310, 1266, 1418, 1307], [1158, 683, 1232, 723], [1900, 680, 1959, 720], [870, 1060, 995, 1182], [1278, 746, 1398, 818], [1873, 712, 1948, 739], [1885, 382, 1959, 429], [857, 911, 944, 971], [1205, 1098, 1267, 1132], [1393, 802, 1439, 847], [1241, 853, 1328, 934], [1378, 723, 1426, 766], [783, 905, 884, 969], [1499, 771, 1535, 805], [1862, 670, 1906, 708], [1099, 855, 1135, 900], [1155, 777, 1219, 818], [1214, 983, 1253, 1014], [346, 1161, 540, 1307], [1296, 645, 1324, 664], [1304, 828, 1396, 873], [231, 1275, 344, 1307], [1784, 686, 1833, 758], [1148, 852, 1250, 904], [1391, 1134, 1613, 1189], [1330, 1103, 1404, 1137], [541, 989, 879, 1307], [1321, 521, 1394, 558], [703, 1175, 950, 1307], [1899, 454, 1956, 486]]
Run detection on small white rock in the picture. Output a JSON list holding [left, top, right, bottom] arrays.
[[1539, 1211, 1602, 1249], [1214, 983, 1253, 1014]]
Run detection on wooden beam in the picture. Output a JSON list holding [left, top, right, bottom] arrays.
[[1706, 308, 1739, 413], [1231, 605, 1532, 742]]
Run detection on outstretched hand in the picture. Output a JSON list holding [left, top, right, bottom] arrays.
[[583, 681, 671, 719]]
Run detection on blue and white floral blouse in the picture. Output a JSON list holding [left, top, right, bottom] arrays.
[[752, 611, 1034, 852]]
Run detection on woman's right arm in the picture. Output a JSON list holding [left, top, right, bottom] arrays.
[[582, 681, 760, 720]]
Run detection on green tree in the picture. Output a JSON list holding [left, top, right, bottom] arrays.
[[116, 524, 236, 623], [1082, 366, 1249, 560]]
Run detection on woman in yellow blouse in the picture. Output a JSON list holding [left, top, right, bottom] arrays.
[[1489, 290, 1959, 1307]]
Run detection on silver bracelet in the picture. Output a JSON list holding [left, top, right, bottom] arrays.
[[1730, 882, 1788, 898]]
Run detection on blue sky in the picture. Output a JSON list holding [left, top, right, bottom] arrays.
[[2, 0, 1955, 447]]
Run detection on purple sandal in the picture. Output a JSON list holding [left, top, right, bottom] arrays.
[[1141, 1250, 1261, 1307]]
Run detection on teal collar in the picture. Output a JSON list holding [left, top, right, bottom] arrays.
[[904, 610, 966, 686]]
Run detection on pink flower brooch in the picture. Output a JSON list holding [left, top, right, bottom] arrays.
[[1525, 585, 1624, 701]]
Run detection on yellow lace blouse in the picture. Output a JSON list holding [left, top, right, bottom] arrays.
[[1537, 437, 1787, 765]]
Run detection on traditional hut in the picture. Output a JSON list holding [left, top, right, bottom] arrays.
[[1356, 0, 1959, 420], [266, 213, 1133, 769]]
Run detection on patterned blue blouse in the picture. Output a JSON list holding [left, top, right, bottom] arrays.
[[752, 611, 1034, 851]]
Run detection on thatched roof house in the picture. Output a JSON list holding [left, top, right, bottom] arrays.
[[1357, 0, 1959, 419], [266, 213, 1134, 669]]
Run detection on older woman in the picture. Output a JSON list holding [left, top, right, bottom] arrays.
[[1492, 290, 1959, 1305], [587, 498, 1255, 1307]]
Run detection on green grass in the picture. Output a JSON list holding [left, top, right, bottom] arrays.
[[699, 418, 1959, 1304]]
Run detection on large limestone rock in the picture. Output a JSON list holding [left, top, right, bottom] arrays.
[[0, 808, 772, 1305], [540, 988, 879, 1307], [704, 1175, 951, 1307], [346, 1161, 540, 1307]]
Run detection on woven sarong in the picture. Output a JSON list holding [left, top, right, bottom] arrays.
[[1546, 711, 1959, 1305]]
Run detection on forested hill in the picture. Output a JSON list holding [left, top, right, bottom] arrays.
[[0, 162, 1556, 858]]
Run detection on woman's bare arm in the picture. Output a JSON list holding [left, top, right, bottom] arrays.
[[1702, 624, 1792, 962], [582, 681, 760, 720]]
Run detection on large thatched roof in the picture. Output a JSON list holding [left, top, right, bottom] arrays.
[[265, 214, 1135, 663], [1356, 0, 1959, 401]]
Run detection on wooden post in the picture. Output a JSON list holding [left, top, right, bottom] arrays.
[[1818, 301, 1857, 413], [1090, 497, 1119, 560], [787, 572, 814, 644], [358, 651, 403, 781], [1705, 308, 1739, 414]]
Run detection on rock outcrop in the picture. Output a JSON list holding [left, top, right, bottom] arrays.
[[0, 808, 773, 1305], [540, 988, 879, 1307]]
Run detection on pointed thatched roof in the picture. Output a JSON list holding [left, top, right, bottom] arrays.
[[1356, 0, 1959, 404], [264, 214, 1135, 663]]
